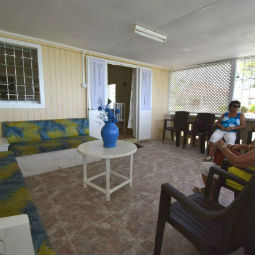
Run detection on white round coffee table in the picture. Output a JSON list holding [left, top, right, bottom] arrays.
[[77, 140, 137, 201]]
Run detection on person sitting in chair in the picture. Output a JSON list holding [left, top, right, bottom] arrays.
[[206, 100, 246, 162], [193, 140, 255, 194]]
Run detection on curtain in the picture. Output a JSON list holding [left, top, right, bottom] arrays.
[[89, 58, 107, 110], [140, 69, 152, 110], [128, 69, 136, 129]]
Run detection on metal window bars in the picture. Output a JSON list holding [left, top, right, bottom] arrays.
[[0, 41, 40, 102]]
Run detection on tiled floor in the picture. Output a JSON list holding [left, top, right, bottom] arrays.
[[24, 140, 239, 255]]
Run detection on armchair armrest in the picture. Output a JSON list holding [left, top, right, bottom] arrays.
[[161, 183, 226, 220], [221, 159, 254, 175], [164, 118, 174, 128], [0, 214, 35, 255], [205, 165, 248, 199]]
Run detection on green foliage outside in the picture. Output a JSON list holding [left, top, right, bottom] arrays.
[[249, 104, 255, 112], [241, 106, 248, 113]]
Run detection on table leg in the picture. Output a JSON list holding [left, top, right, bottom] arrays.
[[83, 156, 87, 188], [129, 154, 133, 187], [106, 159, 111, 201]]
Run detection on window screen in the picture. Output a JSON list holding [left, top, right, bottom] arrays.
[[169, 60, 233, 113], [0, 41, 40, 102]]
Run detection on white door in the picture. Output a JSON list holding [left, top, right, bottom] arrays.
[[87, 56, 108, 139], [137, 68, 152, 140]]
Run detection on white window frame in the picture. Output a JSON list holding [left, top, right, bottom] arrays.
[[0, 36, 45, 108]]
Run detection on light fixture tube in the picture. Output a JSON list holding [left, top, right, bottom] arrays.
[[134, 24, 167, 43]]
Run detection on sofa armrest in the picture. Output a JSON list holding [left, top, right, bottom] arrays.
[[0, 214, 35, 255], [0, 137, 9, 152]]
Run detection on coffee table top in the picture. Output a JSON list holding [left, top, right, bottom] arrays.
[[77, 140, 137, 159]]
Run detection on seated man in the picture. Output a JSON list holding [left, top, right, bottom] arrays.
[[193, 140, 255, 194]]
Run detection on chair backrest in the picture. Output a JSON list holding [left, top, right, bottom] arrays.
[[196, 113, 215, 126], [173, 111, 189, 128], [115, 102, 125, 122], [192, 113, 215, 133], [221, 175, 255, 252]]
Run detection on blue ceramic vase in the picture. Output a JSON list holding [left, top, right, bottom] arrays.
[[101, 122, 119, 148]]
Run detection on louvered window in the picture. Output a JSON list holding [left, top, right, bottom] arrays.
[[0, 37, 44, 108], [168, 60, 233, 114]]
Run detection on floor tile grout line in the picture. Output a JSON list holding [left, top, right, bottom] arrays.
[[82, 175, 141, 245], [109, 213, 153, 254], [40, 181, 79, 255], [108, 214, 140, 248]]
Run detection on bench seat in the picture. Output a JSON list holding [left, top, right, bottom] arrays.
[[9, 135, 96, 157], [0, 151, 55, 255], [2, 118, 96, 157]]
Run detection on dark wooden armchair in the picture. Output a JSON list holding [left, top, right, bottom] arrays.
[[183, 113, 215, 153], [162, 111, 189, 147], [154, 166, 255, 255]]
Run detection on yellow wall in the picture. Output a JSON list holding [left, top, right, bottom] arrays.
[[151, 69, 169, 139], [0, 32, 170, 139]]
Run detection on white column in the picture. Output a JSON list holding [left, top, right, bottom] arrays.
[[83, 156, 87, 188], [129, 154, 133, 187], [106, 159, 111, 201]]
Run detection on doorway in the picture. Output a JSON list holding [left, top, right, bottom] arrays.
[[108, 64, 135, 140], [86, 56, 152, 141]]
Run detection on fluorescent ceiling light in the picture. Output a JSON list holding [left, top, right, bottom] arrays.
[[134, 24, 167, 44]]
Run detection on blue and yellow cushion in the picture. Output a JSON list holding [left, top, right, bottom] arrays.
[[9, 135, 96, 157], [2, 122, 41, 143], [3, 118, 90, 144], [0, 152, 55, 255]]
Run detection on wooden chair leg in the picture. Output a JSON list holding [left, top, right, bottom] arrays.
[[153, 215, 166, 255], [176, 131, 180, 147], [192, 135, 196, 147], [162, 128, 166, 143], [154, 190, 171, 255], [183, 133, 187, 149], [200, 135, 205, 153]]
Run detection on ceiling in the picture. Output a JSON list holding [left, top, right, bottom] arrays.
[[0, 0, 254, 68]]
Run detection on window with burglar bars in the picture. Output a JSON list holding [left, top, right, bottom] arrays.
[[0, 37, 44, 108], [168, 60, 233, 114]]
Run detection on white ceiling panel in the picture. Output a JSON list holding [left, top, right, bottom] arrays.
[[207, 0, 255, 39], [191, 0, 222, 7], [0, 0, 254, 68]]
